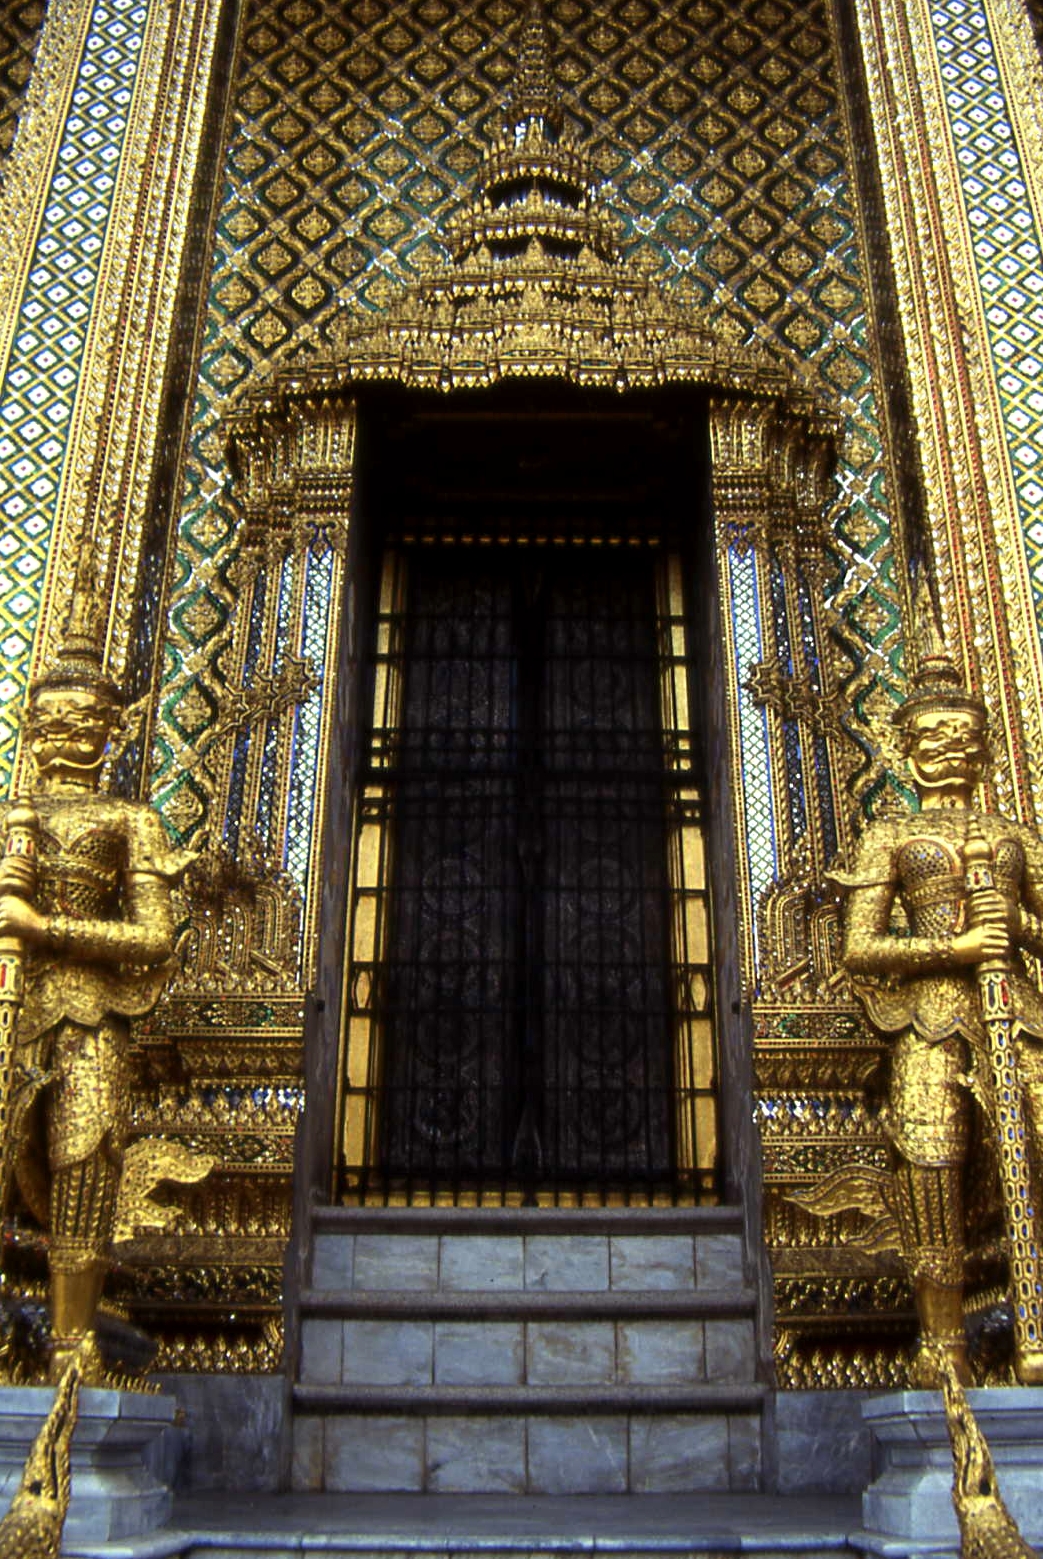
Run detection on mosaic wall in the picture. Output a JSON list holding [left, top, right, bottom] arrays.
[[154, 0, 905, 928], [139, 0, 914, 1365], [0, 0, 913, 1368], [0, 0, 44, 179]]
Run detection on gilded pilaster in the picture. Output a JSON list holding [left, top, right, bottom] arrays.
[[854, 0, 1043, 821], [0, 0, 228, 795]]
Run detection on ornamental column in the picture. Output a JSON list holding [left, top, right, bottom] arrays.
[[0, 0, 231, 795], [853, 0, 1043, 821]]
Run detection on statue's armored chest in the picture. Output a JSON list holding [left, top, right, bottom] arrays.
[[894, 834, 964, 935], [33, 805, 127, 920], [989, 834, 1025, 899], [894, 825, 1025, 935]]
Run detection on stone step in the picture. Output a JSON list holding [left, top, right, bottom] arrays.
[[309, 1221, 746, 1296], [300, 1309, 757, 1389], [299, 1286, 757, 1317], [292, 1206, 762, 1494], [60, 1490, 864, 1559], [67, 1542, 858, 1558], [292, 1391, 767, 1493]]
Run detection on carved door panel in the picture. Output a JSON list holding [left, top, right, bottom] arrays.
[[375, 546, 674, 1192]]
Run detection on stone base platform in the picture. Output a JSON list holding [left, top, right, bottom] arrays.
[[853, 1387, 1043, 1559], [60, 1491, 863, 1558], [0, 1383, 178, 1546]]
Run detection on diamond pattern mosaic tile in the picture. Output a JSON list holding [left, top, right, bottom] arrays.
[[0, 0, 44, 180], [928, 1, 1043, 624], [285, 545, 334, 887], [730, 543, 776, 961], [0, 0, 148, 788]]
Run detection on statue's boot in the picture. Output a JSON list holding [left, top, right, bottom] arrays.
[[911, 1277, 972, 1388], [49, 1264, 107, 1384], [48, 1152, 122, 1383], [1014, 1345, 1043, 1385]]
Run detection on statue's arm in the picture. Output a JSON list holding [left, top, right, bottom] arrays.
[[0, 806, 180, 966], [843, 873, 953, 977], [44, 867, 174, 966], [1015, 826, 1043, 956]]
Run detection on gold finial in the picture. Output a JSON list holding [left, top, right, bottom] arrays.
[[446, 0, 618, 268], [894, 577, 984, 730], [0, 1347, 81, 1558], [931, 1344, 1038, 1559], [30, 541, 121, 707], [507, 0, 563, 139]]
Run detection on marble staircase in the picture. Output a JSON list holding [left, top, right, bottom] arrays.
[[289, 1206, 767, 1494]]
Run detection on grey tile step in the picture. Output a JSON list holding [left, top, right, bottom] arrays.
[[66, 1540, 859, 1558], [309, 1226, 746, 1295], [62, 1537, 868, 1559], [294, 1408, 766, 1493], [293, 1383, 767, 1414], [299, 1287, 757, 1319], [312, 1205, 743, 1234], [301, 1312, 756, 1390], [77, 1543, 853, 1558], [61, 1490, 863, 1558]]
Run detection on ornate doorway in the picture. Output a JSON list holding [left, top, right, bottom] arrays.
[[337, 394, 717, 1206], [224, 23, 841, 1217]]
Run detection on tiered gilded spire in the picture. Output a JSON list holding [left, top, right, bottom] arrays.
[[893, 577, 982, 726], [32, 540, 121, 702], [312, 0, 791, 393], [508, 0, 563, 136], [446, 1, 617, 267]]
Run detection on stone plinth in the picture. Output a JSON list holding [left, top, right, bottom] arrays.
[[856, 1388, 1043, 1558], [0, 1384, 178, 1544]]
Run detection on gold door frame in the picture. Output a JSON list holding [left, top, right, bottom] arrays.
[[228, 366, 840, 1210]]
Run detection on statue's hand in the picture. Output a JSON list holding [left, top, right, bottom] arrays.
[[950, 921, 1010, 963], [0, 895, 48, 947], [968, 886, 1019, 934], [0, 855, 35, 897]]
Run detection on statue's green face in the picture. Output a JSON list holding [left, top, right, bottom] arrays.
[[26, 686, 116, 781], [906, 706, 987, 795]]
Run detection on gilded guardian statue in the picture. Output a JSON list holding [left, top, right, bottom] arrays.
[[840, 647, 1043, 1387], [0, 597, 186, 1382]]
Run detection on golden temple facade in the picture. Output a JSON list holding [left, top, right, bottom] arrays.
[[2, 0, 1043, 1408]]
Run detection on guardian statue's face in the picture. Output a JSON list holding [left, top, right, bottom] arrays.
[[905, 706, 987, 795], [26, 686, 117, 783]]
